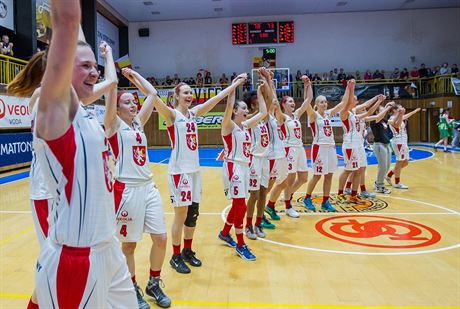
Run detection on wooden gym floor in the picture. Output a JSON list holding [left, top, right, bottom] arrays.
[[0, 146, 459, 309]]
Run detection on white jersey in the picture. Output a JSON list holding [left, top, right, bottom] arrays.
[[310, 112, 335, 146], [281, 114, 303, 147], [267, 115, 286, 160], [222, 122, 251, 165], [33, 104, 116, 247], [389, 118, 408, 144], [167, 109, 200, 174], [249, 122, 269, 157], [108, 117, 152, 184], [30, 103, 53, 200], [342, 111, 362, 145]]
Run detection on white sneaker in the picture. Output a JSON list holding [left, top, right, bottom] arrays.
[[385, 176, 393, 186], [245, 226, 257, 240], [254, 225, 266, 238], [344, 188, 352, 195], [285, 207, 300, 218], [393, 183, 409, 189], [359, 191, 376, 198], [375, 186, 391, 194]]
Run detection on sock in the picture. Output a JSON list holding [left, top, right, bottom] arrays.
[[150, 269, 161, 278], [360, 185, 366, 192], [285, 200, 291, 209], [246, 217, 253, 227], [289, 193, 293, 201], [131, 276, 136, 284], [305, 193, 311, 199], [345, 181, 352, 189], [395, 177, 400, 184], [236, 233, 245, 247], [351, 190, 357, 197], [387, 170, 394, 178], [184, 238, 192, 250], [338, 189, 344, 195], [173, 244, 181, 256], [267, 200, 276, 209], [233, 198, 247, 248], [222, 204, 237, 236], [255, 216, 262, 226], [27, 298, 39, 309], [322, 196, 329, 204]]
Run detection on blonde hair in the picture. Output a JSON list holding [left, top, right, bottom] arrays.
[[314, 95, 327, 111]]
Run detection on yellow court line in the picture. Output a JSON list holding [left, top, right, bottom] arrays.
[[0, 227, 33, 246], [0, 293, 30, 299]]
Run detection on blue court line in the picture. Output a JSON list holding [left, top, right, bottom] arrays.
[[0, 171, 30, 185]]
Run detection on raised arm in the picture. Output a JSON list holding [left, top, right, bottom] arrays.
[[354, 95, 379, 113], [37, 0, 81, 140], [221, 90, 236, 136], [364, 101, 395, 123], [296, 75, 314, 119], [192, 73, 247, 117], [339, 80, 356, 120], [403, 107, 421, 120], [29, 88, 41, 110], [389, 108, 404, 128], [357, 94, 386, 120], [258, 68, 273, 114], [244, 79, 268, 129]]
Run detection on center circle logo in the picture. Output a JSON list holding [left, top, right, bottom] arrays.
[[315, 215, 441, 249], [293, 194, 388, 212]]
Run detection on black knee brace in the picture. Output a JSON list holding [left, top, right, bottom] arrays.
[[184, 202, 199, 227]]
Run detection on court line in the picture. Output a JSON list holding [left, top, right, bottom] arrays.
[[0, 227, 33, 246], [0, 294, 456, 309]]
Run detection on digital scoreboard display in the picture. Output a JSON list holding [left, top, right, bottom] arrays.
[[248, 22, 277, 44], [232, 23, 248, 45], [279, 21, 294, 43], [232, 21, 294, 45]]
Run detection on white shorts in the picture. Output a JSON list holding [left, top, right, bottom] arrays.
[[249, 156, 270, 191], [311, 144, 338, 175], [31, 199, 54, 249], [392, 142, 409, 161], [223, 161, 249, 200], [357, 145, 368, 167], [342, 144, 363, 171], [115, 181, 166, 242], [36, 238, 137, 309], [286, 146, 308, 174], [268, 158, 288, 184], [168, 171, 202, 207]]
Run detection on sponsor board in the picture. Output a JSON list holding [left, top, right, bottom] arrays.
[[159, 112, 224, 130], [0, 133, 33, 167], [0, 95, 31, 129]]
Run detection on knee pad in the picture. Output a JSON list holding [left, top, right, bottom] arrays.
[[184, 202, 199, 227]]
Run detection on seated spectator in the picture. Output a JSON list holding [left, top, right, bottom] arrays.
[[163, 75, 173, 86], [295, 70, 302, 82], [346, 73, 355, 80], [400, 68, 409, 79], [196, 72, 204, 87], [304, 69, 312, 80], [439, 62, 449, 75], [418, 63, 428, 78], [337, 68, 346, 81], [391, 68, 400, 79], [364, 70, 373, 80], [373, 69, 383, 79], [322, 72, 329, 81], [188, 77, 196, 85], [331, 68, 338, 80], [432, 66, 440, 75], [230, 72, 237, 82], [312, 73, 322, 82], [410, 67, 419, 78], [426, 68, 433, 77], [328, 70, 334, 81], [219, 73, 229, 88], [204, 71, 213, 85], [355, 71, 361, 80], [1, 34, 13, 56], [381, 70, 386, 79], [148, 76, 159, 86], [451, 64, 458, 74], [173, 73, 181, 85]]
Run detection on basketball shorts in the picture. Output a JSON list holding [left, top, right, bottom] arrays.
[[310, 144, 338, 175], [342, 143, 364, 171], [286, 146, 308, 173], [167, 171, 202, 207], [268, 158, 288, 184], [223, 161, 249, 200], [392, 142, 409, 161], [31, 199, 54, 249], [249, 156, 270, 191]]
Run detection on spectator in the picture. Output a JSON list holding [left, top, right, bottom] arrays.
[[230, 72, 237, 82], [410, 67, 419, 78], [373, 69, 383, 79], [331, 68, 338, 80], [304, 69, 312, 80], [418, 63, 428, 78], [433, 66, 441, 75], [243, 73, 251, 91], [381, 70, 386, 79], [295, 70, 303, 96], [295, 70, 302, 81], [312, 73, 322, 82], [196, 72, 204, 87], [188, 76, 196, 85], [322, 72, 329, 81], [163, 75, 173, 86], [399, 68, 409, 79], [1, 34, 13, 56], [364, 70, 373, 80], [451, 64, 459, 74], [328, 70, 334, 81], [355, 70, 361, 80], [148, 76, 159, 86], [173, 73, 181, 85], [219, 73, 229, 88], [337, 68, 346, 81], [346, 73, 355, 80], [204, 71, 213, 85], [439, 62, 449, 75], [391, 68, 400, 79]]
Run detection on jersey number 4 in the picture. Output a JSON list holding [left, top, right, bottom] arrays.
[[120, 224, 128, 237]]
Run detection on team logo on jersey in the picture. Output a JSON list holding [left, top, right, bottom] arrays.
[[294, 127, 301, 139], [121, 210, 128, 217], [324, 125, 332, 137], [186, 133, 198, 151], [261, 133, 269, 147], [243, 142, 251, 157], [132, 145, 147, 166], [182, 179, 189, 185], [102, 150, 114, 192], [233, 175, 239, 181]]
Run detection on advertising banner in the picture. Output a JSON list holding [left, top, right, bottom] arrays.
[[159, 112, 224, 130], [0, 132, 33, 167], [0, 95, 31, 129]]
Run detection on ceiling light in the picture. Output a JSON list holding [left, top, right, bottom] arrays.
[[143, 1, 153, 5], [214, 7, 223, 12], [151, 11, 160, 15], [337, 1, 347, 6]]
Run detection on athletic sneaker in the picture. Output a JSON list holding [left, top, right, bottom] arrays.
[[245, 226, 257, 240], [321, 200, 337, 212], [181, 248, 202, 267], [135, 283, 151, 309], [169, 254, 191, 274], [385, 176, 393, 186], [302, 197, 316, 212], [265, 205, 281, 220], [375, 186, 391, 194], [145, 277, 171, 308], [393, 183, 409, 189], [344, 188, 352, 195], [236, 244, 256, 261], [260, 216, 276, 229], [347, 195, 366, 205], [359, 191, 376, 198], [285, 207, 300, 218], [218, 231, 237, 247], [254, 225, 266, 238]]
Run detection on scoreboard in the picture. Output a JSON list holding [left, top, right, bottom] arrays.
[[232, 21, 294, 45]]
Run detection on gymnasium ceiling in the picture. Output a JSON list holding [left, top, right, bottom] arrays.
[[100, 0, 460, 23]]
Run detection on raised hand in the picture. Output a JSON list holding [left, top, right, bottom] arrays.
[[377, 94, 386, 101], [99, 41, 112, 58], [232, 73, 248, 85], [301, 75, 311, 87], [121, 68, 134, 79]]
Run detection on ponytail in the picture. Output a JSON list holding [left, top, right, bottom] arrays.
[[7, 51, 47, 97]]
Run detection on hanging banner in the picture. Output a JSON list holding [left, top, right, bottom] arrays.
[[0, 133, 33, 168], [0, 0, 14, 30], [36, 0, 52, 44], [0, 95, 31, 129]]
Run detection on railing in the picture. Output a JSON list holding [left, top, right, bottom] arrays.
[[0, 55, 28, 85]]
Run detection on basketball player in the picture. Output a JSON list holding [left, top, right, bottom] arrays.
[[105, 67, 171, 308], [153, 73, 246, 274], [8, 1, 137, 307], [265, 78, 313, 220], [386, 105, 421, 189], [218, 76, 267, 260]]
